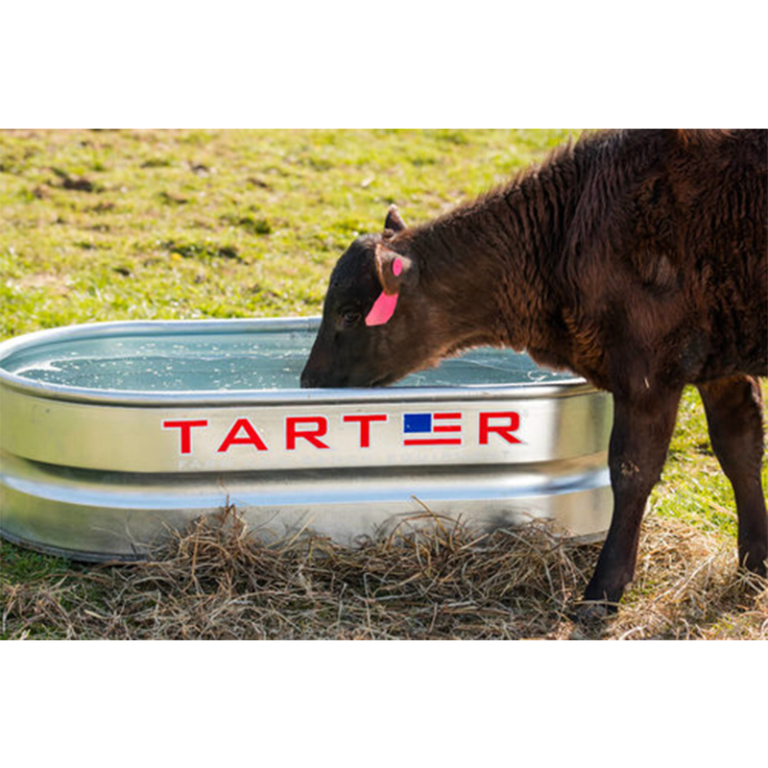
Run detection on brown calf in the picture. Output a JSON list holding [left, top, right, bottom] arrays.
[[301, 129, 768, 616]]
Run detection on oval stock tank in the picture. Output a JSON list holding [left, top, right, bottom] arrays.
[[0, 318, 613, 561]]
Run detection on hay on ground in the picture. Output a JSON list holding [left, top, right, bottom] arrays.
[[2, 505, 766, 640]]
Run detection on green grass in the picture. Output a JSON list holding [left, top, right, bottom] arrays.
[[0, 129, 575, 337], [0, 129, 765, 638]]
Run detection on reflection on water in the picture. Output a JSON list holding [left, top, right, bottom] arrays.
[[3, 329, 576, 392]]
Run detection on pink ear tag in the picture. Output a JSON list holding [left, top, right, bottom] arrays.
[[365, 258, 403, 327]]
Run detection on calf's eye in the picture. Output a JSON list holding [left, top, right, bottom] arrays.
[[341, 311, 362, 328]]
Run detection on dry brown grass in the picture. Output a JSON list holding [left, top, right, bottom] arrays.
[[3, 505, 766, 640]]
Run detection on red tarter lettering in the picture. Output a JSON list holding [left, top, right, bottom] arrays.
[[163, 419, 209, 455], [217, 418, 269, 453], [479, 412, 521, 444], [342, 414, 388, 448], [286, 416, 330, 450]]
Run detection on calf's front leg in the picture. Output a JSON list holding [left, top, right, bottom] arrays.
[[580, 386, 683, 616]]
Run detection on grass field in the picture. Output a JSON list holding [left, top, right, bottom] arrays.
[[1, 129, 766, 640]]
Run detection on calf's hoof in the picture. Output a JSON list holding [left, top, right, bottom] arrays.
[[571, 600, 619, 624], [743, 555, 767, 579]]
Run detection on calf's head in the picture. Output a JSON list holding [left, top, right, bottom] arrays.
[[301, 207, 444, 388]]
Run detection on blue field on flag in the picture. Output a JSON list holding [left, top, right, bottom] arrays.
[[403, 412, 463, 446]]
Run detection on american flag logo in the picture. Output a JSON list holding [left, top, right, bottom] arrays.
[[403, 412, 463, 446]]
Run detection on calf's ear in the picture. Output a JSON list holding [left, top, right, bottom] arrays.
[[374, 244, 417, 296], [384, 205, 407, 233]]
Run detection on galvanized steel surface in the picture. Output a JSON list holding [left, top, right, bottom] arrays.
[[0, 318, 614, 561]]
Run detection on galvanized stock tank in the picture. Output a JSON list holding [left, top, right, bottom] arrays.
[[0, 318, 613, 561]]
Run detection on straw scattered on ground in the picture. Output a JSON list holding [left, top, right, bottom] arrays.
[[3, 504, 766, 640]]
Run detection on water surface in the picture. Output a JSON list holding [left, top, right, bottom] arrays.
[[2, 327, 577, 392]]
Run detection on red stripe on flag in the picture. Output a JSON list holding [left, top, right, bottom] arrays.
[[433, 425, 461, 432], [404, 438, 462, 446]]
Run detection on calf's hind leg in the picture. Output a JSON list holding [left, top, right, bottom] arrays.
[[698, 375, 768, 576]]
